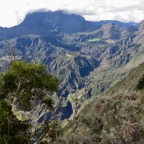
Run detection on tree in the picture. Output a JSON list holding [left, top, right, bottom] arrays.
[[0, 60, 60, 143], [0, 99, 30, 143], [0, 60, 59, 111]]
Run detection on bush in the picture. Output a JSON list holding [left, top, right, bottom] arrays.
[[78, 92, 144, 144]]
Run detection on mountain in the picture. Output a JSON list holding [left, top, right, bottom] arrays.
[[0, 11, 98, 40], [20, 11, 96, 33], [0, 11, 143, 121], [0, 35, 100, 120], [91, 20, 137, 28], [0, 11, 136, 41]]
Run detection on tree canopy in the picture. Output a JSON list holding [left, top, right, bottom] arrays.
[[0, 60, 59, 111], [0, 60, 60, 143], [0, 100, 30, 144]]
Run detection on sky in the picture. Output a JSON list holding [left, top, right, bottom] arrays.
[[0, 0, 144, 27]]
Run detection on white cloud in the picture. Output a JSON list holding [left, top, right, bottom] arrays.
[[0, 0, 144, 27]]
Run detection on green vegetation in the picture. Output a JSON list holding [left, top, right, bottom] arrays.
[[0, 11, 144, 144], [57, 62, 144, 144], [0, 100, 30, 143], [0, 60, 58, 111], [0, 60, 60, 143], [106, 62, 144, 96], [87, 38, 101, 42], [1, 60, 143, 144], [78, 92, 144, 144], [58, 92, 144, 144]]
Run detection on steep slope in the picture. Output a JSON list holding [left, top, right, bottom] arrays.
[[0, 35, 99, 119], [107, 62, 144, 95], [61, 62, 144, 144], [0, 19, 144, 120], [62, 21, 144, 119], [0, 11, 143, 120]]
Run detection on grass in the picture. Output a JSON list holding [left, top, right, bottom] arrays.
[[87, 38, 101, 42], [62, 62, 144, 141], [106, 62, 144, 95]]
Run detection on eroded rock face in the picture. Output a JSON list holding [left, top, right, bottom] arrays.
[[1, 11, 144, 120]]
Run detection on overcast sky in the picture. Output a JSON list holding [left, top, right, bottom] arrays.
[[0, 0, 144, 27]]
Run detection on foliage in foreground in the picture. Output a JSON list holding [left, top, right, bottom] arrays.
[[0, 60, 60, 143], [0, 60, 59, 111], [58, 92, 144, 144], [0, 100, 30, 144]]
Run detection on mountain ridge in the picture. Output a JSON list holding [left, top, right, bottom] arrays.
[[0, 11, 137, 40], [0, 11, 144, 121]]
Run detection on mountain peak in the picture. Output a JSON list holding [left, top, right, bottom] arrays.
[[20, 10, 93, 34], [101, 23, 119, 30], [0, 10, 138, 40]]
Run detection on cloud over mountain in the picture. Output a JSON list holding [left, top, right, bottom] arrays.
[[0, 0, 143, 27]]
